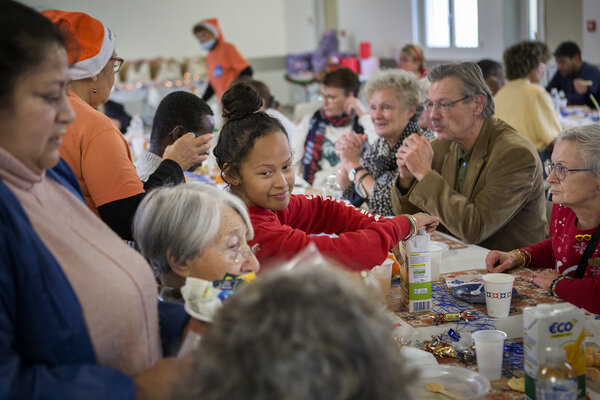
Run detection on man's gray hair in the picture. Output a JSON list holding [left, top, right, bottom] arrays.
[[132, 182, 253, 276], [428, 62, 495, 119], [362, 69, 424, 115], [557, 124, 600, 178], [175, 259, 415, 400]]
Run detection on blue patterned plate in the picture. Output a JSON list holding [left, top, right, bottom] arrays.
[[451, 283, 517, 304]]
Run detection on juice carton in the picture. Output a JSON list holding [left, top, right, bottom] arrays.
[[405, 228, 431, 312], [523, 303, 586, 399]]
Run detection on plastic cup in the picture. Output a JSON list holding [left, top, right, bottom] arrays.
[[371, 258, 393, 295], [472, 329, 507, 381], [482, 273, 515, 317], [430, 242, 446, 281]]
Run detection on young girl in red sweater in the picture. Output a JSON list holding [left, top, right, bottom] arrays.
[[214, 83, 439, 270]]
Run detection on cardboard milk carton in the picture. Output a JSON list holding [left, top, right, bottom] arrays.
[[523, 303, 586, 399], [405, 228, 431, 312]]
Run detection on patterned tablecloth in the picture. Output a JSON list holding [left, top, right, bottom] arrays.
[[393, 268, 565, 399]]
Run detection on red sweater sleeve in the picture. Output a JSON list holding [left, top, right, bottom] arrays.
[[251, 195, 411, 270], [523, 238, 554, 269], [555, 277, 600, 314]]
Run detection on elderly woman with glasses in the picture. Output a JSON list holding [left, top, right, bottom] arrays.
[[486, 125, 600, 314], [133, 182, 259, 304], [335, 69, 434, 216], [43, 10, 212, 240]]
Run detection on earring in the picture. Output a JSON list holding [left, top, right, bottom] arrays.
[[93, 87, 97, 93]]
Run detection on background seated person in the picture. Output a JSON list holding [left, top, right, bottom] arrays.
[[335, 69, 434, 216], [293, 67, 376, 191], [486, 125, 600, 315], [393, 62, 547, 251], [546, 41, 600, 108], [135, 91, 214, 182], [0, 3, 183, 397], [495, 41, 561, 165], [44, 10, 212, 240], [397, 43, 428, 78], [133, 182, 259, 303], [175, 259, 415, 400], [215, 83, 439, 271], [192, 18, 252, 102], [476, 59, 504, 95]]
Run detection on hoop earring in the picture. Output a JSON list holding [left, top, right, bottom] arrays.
[[93, 87, 97, 93]]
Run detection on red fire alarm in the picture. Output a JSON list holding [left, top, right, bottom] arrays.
[[587, 20, 596, 32]]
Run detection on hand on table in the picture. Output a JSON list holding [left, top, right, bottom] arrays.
[[485, 250, 520, 273], [529, 269, 560, 291], [397, 133, 433, 181], [574, 78, 593, 95], [163, 132, 213, 171]]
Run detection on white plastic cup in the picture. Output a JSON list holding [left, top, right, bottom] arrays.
[[371, 258, 393, 295], [430, 243, 443, 281], [472, 329, 507, 381], [482, 273, 515, 318]]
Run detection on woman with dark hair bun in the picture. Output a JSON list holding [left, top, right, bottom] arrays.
[[214, 82, 439, 271]]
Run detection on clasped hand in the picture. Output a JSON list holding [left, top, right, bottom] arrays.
[[335, 132, 367, 171], [395, 133, 433, 182]]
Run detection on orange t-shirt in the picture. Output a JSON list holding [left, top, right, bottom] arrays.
[[206, 40, 249, 100], [61, 91, 144, 215]]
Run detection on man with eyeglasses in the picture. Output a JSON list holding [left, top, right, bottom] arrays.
[[392, 62, 547, 251]]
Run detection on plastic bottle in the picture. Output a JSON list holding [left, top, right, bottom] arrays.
[[558, 90, 567, 115], [536, 346, 578, 400], [550, 88, 560, 113], [324, 175, 343, 200]]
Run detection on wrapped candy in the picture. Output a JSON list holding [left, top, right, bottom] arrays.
[[422, 335, 458, 359], [431, 309, 477, 325]]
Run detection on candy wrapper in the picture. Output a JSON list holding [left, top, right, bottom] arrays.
[[421, 334, 476, 362], [431, 310, 478, 325]]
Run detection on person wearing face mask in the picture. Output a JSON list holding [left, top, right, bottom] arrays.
[[192, 18, 253, 102]]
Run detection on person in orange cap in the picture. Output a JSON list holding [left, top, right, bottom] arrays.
[[43, 10, 213, 240], [193, 18, 253, 101]]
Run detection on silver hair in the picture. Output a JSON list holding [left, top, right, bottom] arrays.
[[557, 124, 600, 178], [175, 259, 415, 400], [362, 68, 423, 115], [428, 62, 495, 119], [132, 182, 253, 276]]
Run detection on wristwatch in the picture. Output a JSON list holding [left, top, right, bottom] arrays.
[[348, 166, 366, 182]]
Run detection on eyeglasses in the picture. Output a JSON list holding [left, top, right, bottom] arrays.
[[544, 159, 590, 181], [318, 92, 344, 102], [110, 57, 124, 73], [423, 95, 471, 113], [234, 243, 259, 264], [575, 234, 592, 242]]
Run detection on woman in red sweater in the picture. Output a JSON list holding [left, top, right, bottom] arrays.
[[486, 125, 600, 314], [213, 82, 439, 271]]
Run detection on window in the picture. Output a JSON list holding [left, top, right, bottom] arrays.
[[423, 0, 479, 49]]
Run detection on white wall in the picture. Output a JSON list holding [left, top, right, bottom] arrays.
[[582, 0, 600, 64], [21, 0, 288, 59], [337, 0, 413, 59]]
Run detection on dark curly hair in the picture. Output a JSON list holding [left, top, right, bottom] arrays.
[[213, 82, 287, 182], [503, 41, 550, 80]]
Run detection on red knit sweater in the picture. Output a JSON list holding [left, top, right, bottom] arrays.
[[524, 204, 600, 313], [247, 194, 411, 271]]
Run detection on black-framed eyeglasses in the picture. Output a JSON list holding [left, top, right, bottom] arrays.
[[544, 159, 590, 181], [110, 57, 124, 73], [423, 95, 471, 113]]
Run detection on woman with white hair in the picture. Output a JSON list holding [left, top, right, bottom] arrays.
[[486, 124, 600, 314], [336, 69, 434, 215], [133, 182, 259, 303]]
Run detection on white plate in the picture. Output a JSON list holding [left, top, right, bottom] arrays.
[[411, 365, 491, 399]]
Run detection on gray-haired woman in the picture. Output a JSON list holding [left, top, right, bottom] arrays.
[[336, 69, 434, 216], [175, 259, 415, 400], [133, 182, 259, 302], [486, 124, 600, 314]]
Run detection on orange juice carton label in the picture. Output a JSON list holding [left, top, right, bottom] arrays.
[[523, 303, 586, 399], [405, 230, 431, 312]]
